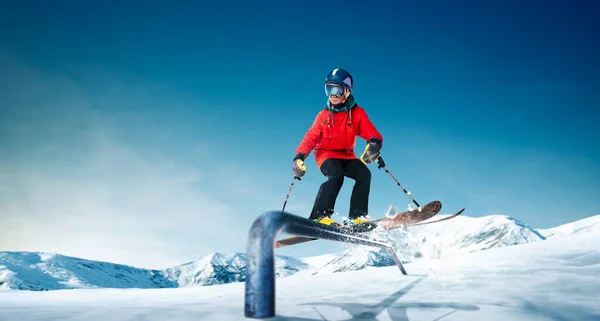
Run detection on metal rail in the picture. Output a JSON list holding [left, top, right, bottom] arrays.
[[244, 210, 406, 319]]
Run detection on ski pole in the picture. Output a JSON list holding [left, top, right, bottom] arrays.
[[377, 156, 421, 208], [282, 176, 300, 212]]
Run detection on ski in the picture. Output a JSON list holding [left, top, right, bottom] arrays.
[[275, 200, 447, 248], [409, 208, 465, 226], [347, 200, 442, 233]]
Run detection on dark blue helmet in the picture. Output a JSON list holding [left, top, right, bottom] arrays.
[[325, 68, 353, 89]]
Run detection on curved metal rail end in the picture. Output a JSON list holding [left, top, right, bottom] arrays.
[[244, 210, 407, 319]]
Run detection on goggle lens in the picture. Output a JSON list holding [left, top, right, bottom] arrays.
[[325, 84, 346, 97]]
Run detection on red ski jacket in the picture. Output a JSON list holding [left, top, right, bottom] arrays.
[[295, 105, 383, 169]]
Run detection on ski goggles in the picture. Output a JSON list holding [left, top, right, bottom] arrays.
[[325, 83, 348, 97]]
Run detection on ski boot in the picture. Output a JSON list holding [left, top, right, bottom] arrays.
[[347, 214, 378, 232], [314, 217, 338, 226], [352, 215, 372, 225], [311, 209, 341, 227]]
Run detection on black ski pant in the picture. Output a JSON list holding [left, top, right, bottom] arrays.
[[309, 158, 372, 220]]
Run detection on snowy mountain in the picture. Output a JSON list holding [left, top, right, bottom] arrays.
[[163, 253, 308, 287], [307, 213, 546, 274], [0, 252, 308, 291], [0, 213, 594, 291], [297, 247, 397, 275], [0, 252, 176, 291], [537, 214, 600, 238], [403, 214, 545, 255]]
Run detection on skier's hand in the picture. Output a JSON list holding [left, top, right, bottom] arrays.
[[360, 138, 382, 164], [292, 153, 307, 178]]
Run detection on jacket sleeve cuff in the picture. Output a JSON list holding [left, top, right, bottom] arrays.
[[369, 137, 382, 147], [293, 153, 305, 161]]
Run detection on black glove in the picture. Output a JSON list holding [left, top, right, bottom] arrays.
[[292, 153, 306, 178], [360, 138, 382, 164]]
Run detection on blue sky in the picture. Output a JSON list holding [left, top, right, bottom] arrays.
[[0, 0, 598, 268]]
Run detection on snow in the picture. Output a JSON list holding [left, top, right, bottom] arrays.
[[537, 214, 600, 238], [0, 213, 599, 320]]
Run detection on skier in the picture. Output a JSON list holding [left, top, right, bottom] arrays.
[[292, 68, 383, 226]]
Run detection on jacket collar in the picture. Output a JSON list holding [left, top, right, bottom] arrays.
[[326, 95, 356, 113]]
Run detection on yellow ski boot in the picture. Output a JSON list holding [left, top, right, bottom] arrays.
[[352, 215, 372, 225], [314, 217, 336, 225], [311, 209, 340, 227]]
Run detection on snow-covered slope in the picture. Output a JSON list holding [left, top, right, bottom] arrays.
[[537, 214, 600, 238], [0, 252, 176, 291]]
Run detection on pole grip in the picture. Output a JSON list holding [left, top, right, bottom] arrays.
[[377, 156, 386, 169]]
